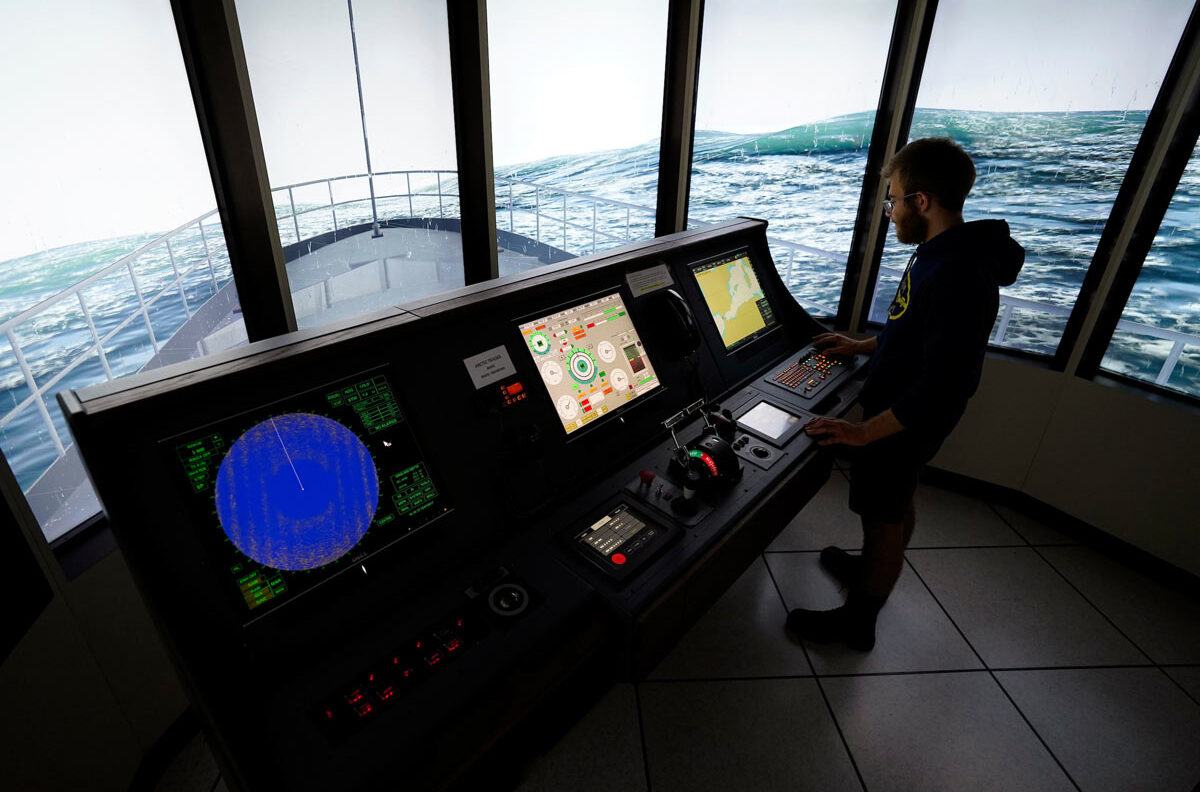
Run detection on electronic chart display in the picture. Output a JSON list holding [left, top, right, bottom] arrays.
[[691, 249, 778, 351], [519, 292, 660, 434], [168, 370, 449, 621]]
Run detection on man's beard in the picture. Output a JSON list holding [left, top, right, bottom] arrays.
[[894, 212, 929, 244]]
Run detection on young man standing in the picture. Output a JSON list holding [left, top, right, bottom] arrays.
[[786, 137, 1024, 651]]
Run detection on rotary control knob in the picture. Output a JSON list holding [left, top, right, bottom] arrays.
[[488, 582, 529, 617]]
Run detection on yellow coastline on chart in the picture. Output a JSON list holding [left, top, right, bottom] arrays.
[[695, 256, 768, 348]]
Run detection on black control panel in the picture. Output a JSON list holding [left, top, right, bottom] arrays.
[[767, 348, 854, 401], [62, 219, 867, 792]]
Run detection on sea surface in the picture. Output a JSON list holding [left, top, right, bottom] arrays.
[[2, 107, 1197, 493]]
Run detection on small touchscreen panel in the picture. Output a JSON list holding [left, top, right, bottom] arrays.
[[519, 292, 660, 434], [691, 249, 778, 351], [739, 401, 802, 441], [168, 371, 449, 621]]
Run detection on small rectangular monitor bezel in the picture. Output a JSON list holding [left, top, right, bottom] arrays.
[[688, 246, 781, 355], [513, 285, 666, 442], [732, 396, 811, 448]]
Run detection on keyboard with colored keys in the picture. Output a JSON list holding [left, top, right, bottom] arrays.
[[770, 350, 848, 398]]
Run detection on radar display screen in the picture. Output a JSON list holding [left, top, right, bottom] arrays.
[[692, 249, 778, 351], [518, 292, 660, 435], [169, 370, 449, 621]]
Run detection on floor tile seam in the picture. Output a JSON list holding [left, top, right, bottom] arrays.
[[988, 668, 1084, 792], [904, 557, 1084, 792], [987, 501, 1039, 548], [761, 552, 869, 792], [1024, 543, 1159, 666], [765, 544, 1037, 554], [645, 673, 816, 684], [631, 683, 655, 792], [1157, 666, 1200, 709]]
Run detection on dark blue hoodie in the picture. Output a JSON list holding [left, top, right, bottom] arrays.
[[860, 219, 1025, 459]]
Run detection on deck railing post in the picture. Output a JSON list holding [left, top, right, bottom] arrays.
[[406, 173, 414, 218], [165, 239, 193, 317], [535, 187, 540, 243], [562, 194, 567, 250], [198, 221, 219, 292], [288, 187, 301, 243], [76, 292, 114, 381], [7, 328, 65, 456], [626, 208, 631, 240], [994, 301, 1015, 344], [437, 172, 444, 218], [592, 203, 597, 252], [328, 180, 339, 233], [126, 261, 160, 353], [508, 182, 514, 231], [1156, 338, 1186, 385]]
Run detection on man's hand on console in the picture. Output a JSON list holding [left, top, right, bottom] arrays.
[[813, 332, 874, 357], [804, 409, 904, 447], [803, 417, 870, 447]]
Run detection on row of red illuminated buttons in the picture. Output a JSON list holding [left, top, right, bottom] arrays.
[[319, 614, 475, 730]]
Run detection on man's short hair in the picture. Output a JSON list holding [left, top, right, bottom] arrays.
[[882, 137, 976, 213]]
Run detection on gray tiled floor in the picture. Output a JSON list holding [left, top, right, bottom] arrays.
[[157, 476, 1200, 792], [639, 679, 861, 792], [1165, 666, 1200, 703], [649, 556, 812, 679], [824, 672, 1074, 792], [907, 547, 1148, 668], [997, 668, 1200, 792], [1037, 545, 1200, 664]]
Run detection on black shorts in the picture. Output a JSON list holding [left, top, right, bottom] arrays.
[[846, 434, 928, 524]]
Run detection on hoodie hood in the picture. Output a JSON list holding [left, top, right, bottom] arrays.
[[916, 219, 1024, 287]]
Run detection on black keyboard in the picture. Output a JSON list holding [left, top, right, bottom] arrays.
[[772, 351, 847, 397]]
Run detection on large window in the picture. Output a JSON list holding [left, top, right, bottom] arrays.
[[870, 0, 1193, 355], [1101, 139, 1200, 398], [0, 0, 240, 540], [238, 0, 462, 326], [688, 0, 896, 316], [488, 0, 668, 276]]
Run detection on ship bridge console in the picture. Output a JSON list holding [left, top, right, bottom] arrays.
[[61, 218, 869, 792]]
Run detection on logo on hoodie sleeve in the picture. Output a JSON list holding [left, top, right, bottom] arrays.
[[888, 268, 911, 321]]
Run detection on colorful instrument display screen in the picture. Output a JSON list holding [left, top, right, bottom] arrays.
[[692, 249, 778, 351], [169, 371, 449, 621], [519, 292, 660, 434]]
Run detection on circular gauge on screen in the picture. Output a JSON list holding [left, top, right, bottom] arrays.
[[556, 395, 580, 420], [541, 359, 564, 386], [569, 349, 597, 384], [215, 413, 379, 571], [610, 368, 630, 392], [528, 332, 551, 355], [597, 341, 617, 363]]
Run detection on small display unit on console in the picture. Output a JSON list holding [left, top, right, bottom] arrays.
[[571, 502, 677, 581], [519, 291, 660, 435], [690, 248, 779, 352], [168, 370, 450, 622]]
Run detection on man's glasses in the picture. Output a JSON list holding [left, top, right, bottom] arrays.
[[883, 192, 922, 215]]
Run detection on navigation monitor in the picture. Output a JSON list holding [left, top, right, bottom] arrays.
[[518, 292, 660, 434], [168, 370, 449, 621], [691, 249, 778, 351]]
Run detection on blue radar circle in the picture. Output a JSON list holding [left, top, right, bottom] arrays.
[[215, 413, 379, 571]]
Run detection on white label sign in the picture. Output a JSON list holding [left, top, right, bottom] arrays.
[[463, 345, 515, 389], [625, 263, 674, 298]]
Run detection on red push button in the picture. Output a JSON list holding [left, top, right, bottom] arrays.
[[611, 553, 627, 565]]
